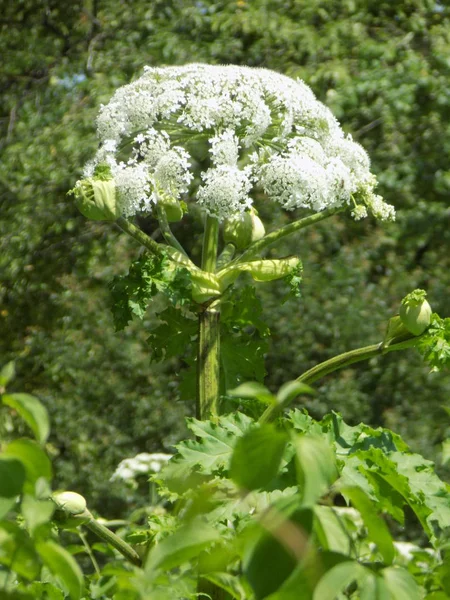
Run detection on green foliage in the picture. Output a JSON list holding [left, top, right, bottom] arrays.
[[283, 260, 304, 299], [137, 407, 450, 598], [419, 314, 450, 372], [2, 394, 50, 444], [109, 253, 192, 331], [0, 375, 84, 600]]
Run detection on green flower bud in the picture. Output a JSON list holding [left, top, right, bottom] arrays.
[[218, 256, 300, 290], [223, 208, 265, 250], [70, 166, 121, 221], [52, 491, 91, 529], [399, 289, 432, 336], [158, 194, 184, 223]]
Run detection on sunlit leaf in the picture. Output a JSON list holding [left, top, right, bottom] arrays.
[[295, 435, 338, 506], [36, 540, 84, 600], [145, 517, 221, 574], [2, 393, 50, 444], [230, 425, 287, 490]]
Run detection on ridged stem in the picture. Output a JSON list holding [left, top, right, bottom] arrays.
[[197, 214, 222, 599], [197, 214, 221, 420], [259, 336, 421, 423], [84, 513, 142, 567]]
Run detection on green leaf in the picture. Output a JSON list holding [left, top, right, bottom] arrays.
[[220, 286, 270, 389], [0, 522, 41, 580], [0, 456, 26, 498], [2, 393, 50, 444], [359, 573, 392, 600], [313, 506, 352, 555], [0, 361, 15, 387], [109, 253, 192, 331], [147, 306, 197, 362], [27, 582, 65, 600], [295, 435, 338, 506], [230, 425, 288, 490], [381, 566, 421, 600], [244, 505, 314, 600], [266, 550, 349, 600], [0, 496, 17, 520], [0, 457, 26, 518], [276, 381, 315, 407], [221, 286, 270, 338], [340, 486, 395, 565], [3, 439, 52, 492], [312, 561, 368, 600], [21, 494, 55, 536], [221, 336, 269, 388], [441, 439, 450, 466], [418, 313, 450, 371], [202, 572, 250, 600], [156, 412, 254, 496], [36, 540, 84, 600], [145, 517, 221, 574], [228, 382, 275, 405], [177, 412, 253, 474]]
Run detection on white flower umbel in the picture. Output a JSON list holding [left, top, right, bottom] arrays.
[[111, 452, 172, 483], [77, 64, 394, 221]]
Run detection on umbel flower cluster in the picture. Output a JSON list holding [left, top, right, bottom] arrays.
[[76, 64, 395, 222]]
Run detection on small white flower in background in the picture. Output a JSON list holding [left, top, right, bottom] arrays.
[[111, 452, 172, 482], [77, 64, 394, 222]]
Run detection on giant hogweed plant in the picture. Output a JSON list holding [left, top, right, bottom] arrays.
[[2, 64, 450, 599]]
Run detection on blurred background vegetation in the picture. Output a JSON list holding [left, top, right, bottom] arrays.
[[1, 0, 449, 516]]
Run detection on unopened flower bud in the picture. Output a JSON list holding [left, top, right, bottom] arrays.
[[71, 165, 121, 221], [223, 208, 265, 250], [399, 289, 432, 336], [158, 193, 184, 222], [52, 491, 90, 529]]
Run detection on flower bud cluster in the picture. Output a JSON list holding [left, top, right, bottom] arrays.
[[76, 64, 394, 222]]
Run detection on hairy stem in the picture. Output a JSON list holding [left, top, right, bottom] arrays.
[[197, 215, 220, 419], [236, 207, 343, 263], [197, 306, 220, 419], [259, 336, 421, 423], [197, 214, 222, 599], [85, 513, 142, 567]]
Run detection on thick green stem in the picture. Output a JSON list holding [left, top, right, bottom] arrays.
[[201, 214, 219, 271], [236, 207, 342, 263], [197, 214, 222, 600], [259, 336, 421, 423], [116, 217, 165, 257], [85, 513, 142, 567], [299, 337, 422, 385], [197, 306, 220, 419], [197, 214, 220, 419]]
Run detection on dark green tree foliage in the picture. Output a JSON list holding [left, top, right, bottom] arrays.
[[1, 0, 450, 510]]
